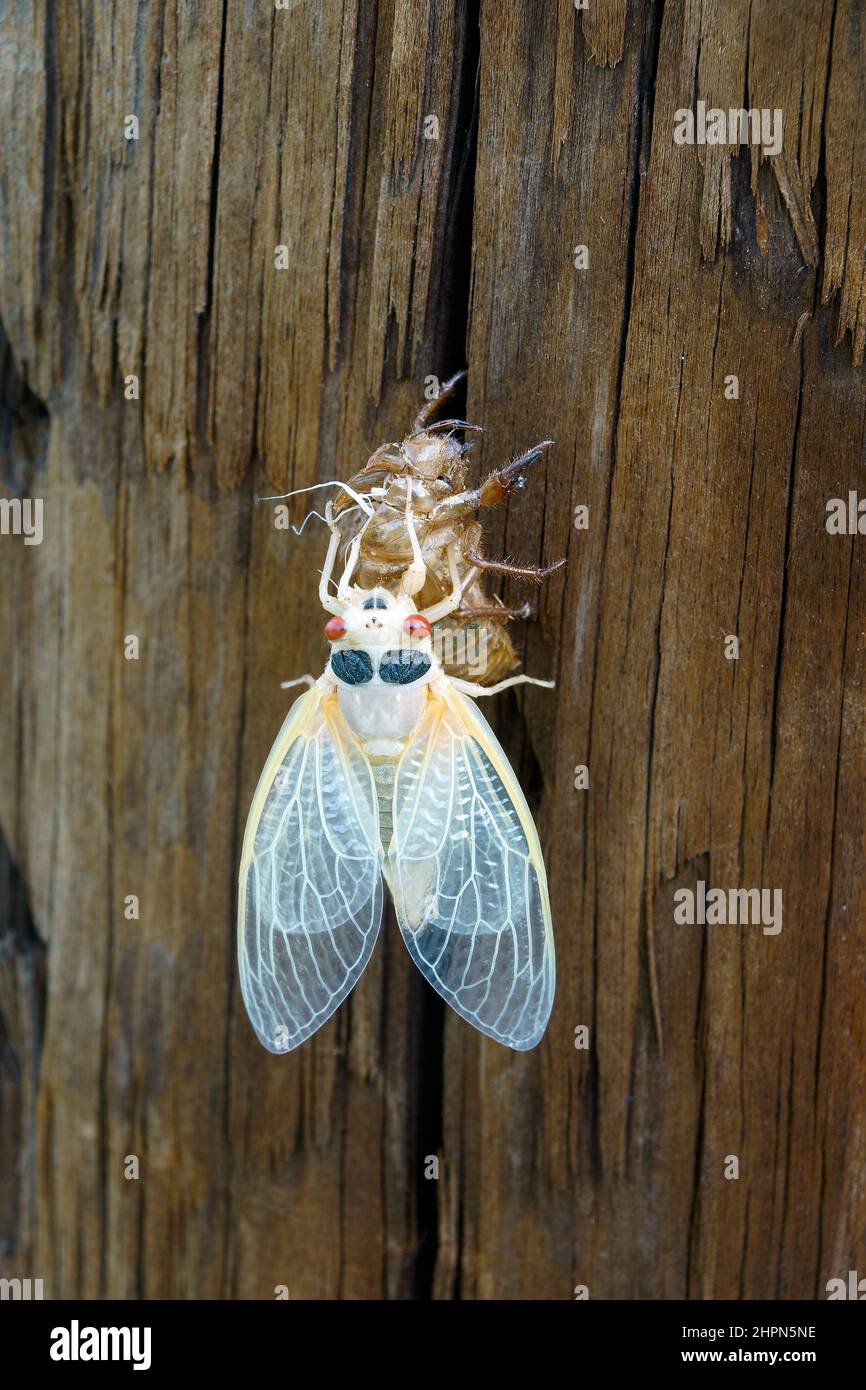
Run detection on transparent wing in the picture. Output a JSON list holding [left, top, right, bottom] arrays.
[[387, 683, 555, 1050], [238, 685, 383, 1053]]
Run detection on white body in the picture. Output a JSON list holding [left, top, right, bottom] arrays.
[[337, 680, 429, 756]]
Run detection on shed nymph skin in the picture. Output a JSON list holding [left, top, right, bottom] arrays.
[[330, 371, 566, 684]]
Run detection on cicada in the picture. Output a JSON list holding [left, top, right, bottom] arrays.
[[238, 380, 561, 1052]]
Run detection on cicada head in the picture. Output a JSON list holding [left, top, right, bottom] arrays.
[[324, 586, 434, 657]]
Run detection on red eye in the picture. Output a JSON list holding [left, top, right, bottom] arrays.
[[324, 616, 346, 640], [404, 614, 431, 638]]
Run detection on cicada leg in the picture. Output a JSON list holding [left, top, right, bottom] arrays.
[[454, 601, 532, 622], [419, 541, 480, 623], [478, 439, 556, 508], [412, 369, 467, 432], [361, 441, 406, 476], [280, 674, 317, 691], [399, 480, 428, 597], [428, 439, 556, 527], [319, 504, 344, 616], [337, 535, 362, 600], [461, 550, 566, 583], [447, 672, 555, 697], [320, 499, 365, 610]]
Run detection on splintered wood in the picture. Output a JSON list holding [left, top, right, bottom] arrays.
[[0, 0, 864, 1300]]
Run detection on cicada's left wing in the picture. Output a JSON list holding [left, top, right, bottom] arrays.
[[238, 684, 383, 1053], [387, 683, 555, 1050]]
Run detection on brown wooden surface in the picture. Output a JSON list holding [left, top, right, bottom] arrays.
[[1, 0, 865, 1299]]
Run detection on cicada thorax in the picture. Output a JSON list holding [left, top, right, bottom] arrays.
[[333, 450, 520, 684]]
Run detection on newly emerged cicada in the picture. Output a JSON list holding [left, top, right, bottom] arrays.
[[238, 375, 563, 1052]]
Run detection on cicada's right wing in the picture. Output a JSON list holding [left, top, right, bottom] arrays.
[[238, 685, 384, 1053], [387, 684, 555, 1050]]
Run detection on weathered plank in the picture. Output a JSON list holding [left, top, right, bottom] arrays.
[[444, 0, 866, 1299], [1, 0, 475, 1300], [1, 0, 865, 1302]]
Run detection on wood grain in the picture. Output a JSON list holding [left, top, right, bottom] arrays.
[[1, 0, 864, 1299]]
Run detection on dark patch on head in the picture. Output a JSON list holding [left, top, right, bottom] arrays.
[[379, 650, 432, 685], [330, 649, 374, 685]]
